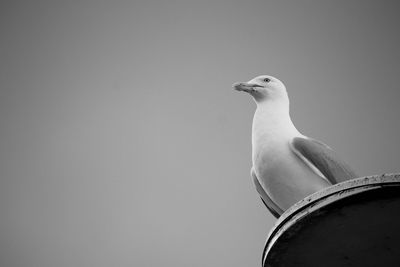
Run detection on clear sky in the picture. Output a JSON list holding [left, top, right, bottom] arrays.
[[1, 1, 400, 266]]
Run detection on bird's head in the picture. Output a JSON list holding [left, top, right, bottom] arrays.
[[233, 75, 288, 104]]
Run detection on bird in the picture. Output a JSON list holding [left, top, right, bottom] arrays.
[[233, 75, 357, 218]]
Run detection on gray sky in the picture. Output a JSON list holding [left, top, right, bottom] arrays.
[[1, 1, 400, 266]]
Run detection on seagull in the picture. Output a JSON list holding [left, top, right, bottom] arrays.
[[233, 75, 357, 218]]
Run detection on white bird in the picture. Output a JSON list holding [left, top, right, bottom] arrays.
[[233, 75, 357, 218]]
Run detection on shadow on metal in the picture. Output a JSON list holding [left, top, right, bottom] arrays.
[[262, 174, 400, 267]]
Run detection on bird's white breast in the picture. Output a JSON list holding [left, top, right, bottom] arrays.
[[251, 104, 330, 209], [251, 105, 298, 165]]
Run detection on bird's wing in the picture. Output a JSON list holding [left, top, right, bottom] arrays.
[[290, 137, 357, 184], [251, 168, 284, 218]]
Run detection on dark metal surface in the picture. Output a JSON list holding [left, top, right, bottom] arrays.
[[262, 174, 400, 267]]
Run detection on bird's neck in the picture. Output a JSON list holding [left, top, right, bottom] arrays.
[[252, 101, 299, 153]]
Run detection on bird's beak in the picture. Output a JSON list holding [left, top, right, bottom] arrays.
[[232, 82, 263, 93]]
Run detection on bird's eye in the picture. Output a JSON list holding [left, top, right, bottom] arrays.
[[263, 78, 271, 83]]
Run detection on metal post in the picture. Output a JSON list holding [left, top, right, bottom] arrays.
[[262, 174, 400, 267]]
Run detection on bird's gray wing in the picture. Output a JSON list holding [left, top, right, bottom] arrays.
[[251, 168, 284, 218], [290, 137, 358, 184]]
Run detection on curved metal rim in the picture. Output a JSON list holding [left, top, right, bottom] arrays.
[[262, 173, 400, 266]]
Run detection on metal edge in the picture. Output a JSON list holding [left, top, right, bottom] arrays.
[[261, 173, 400, 266]]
